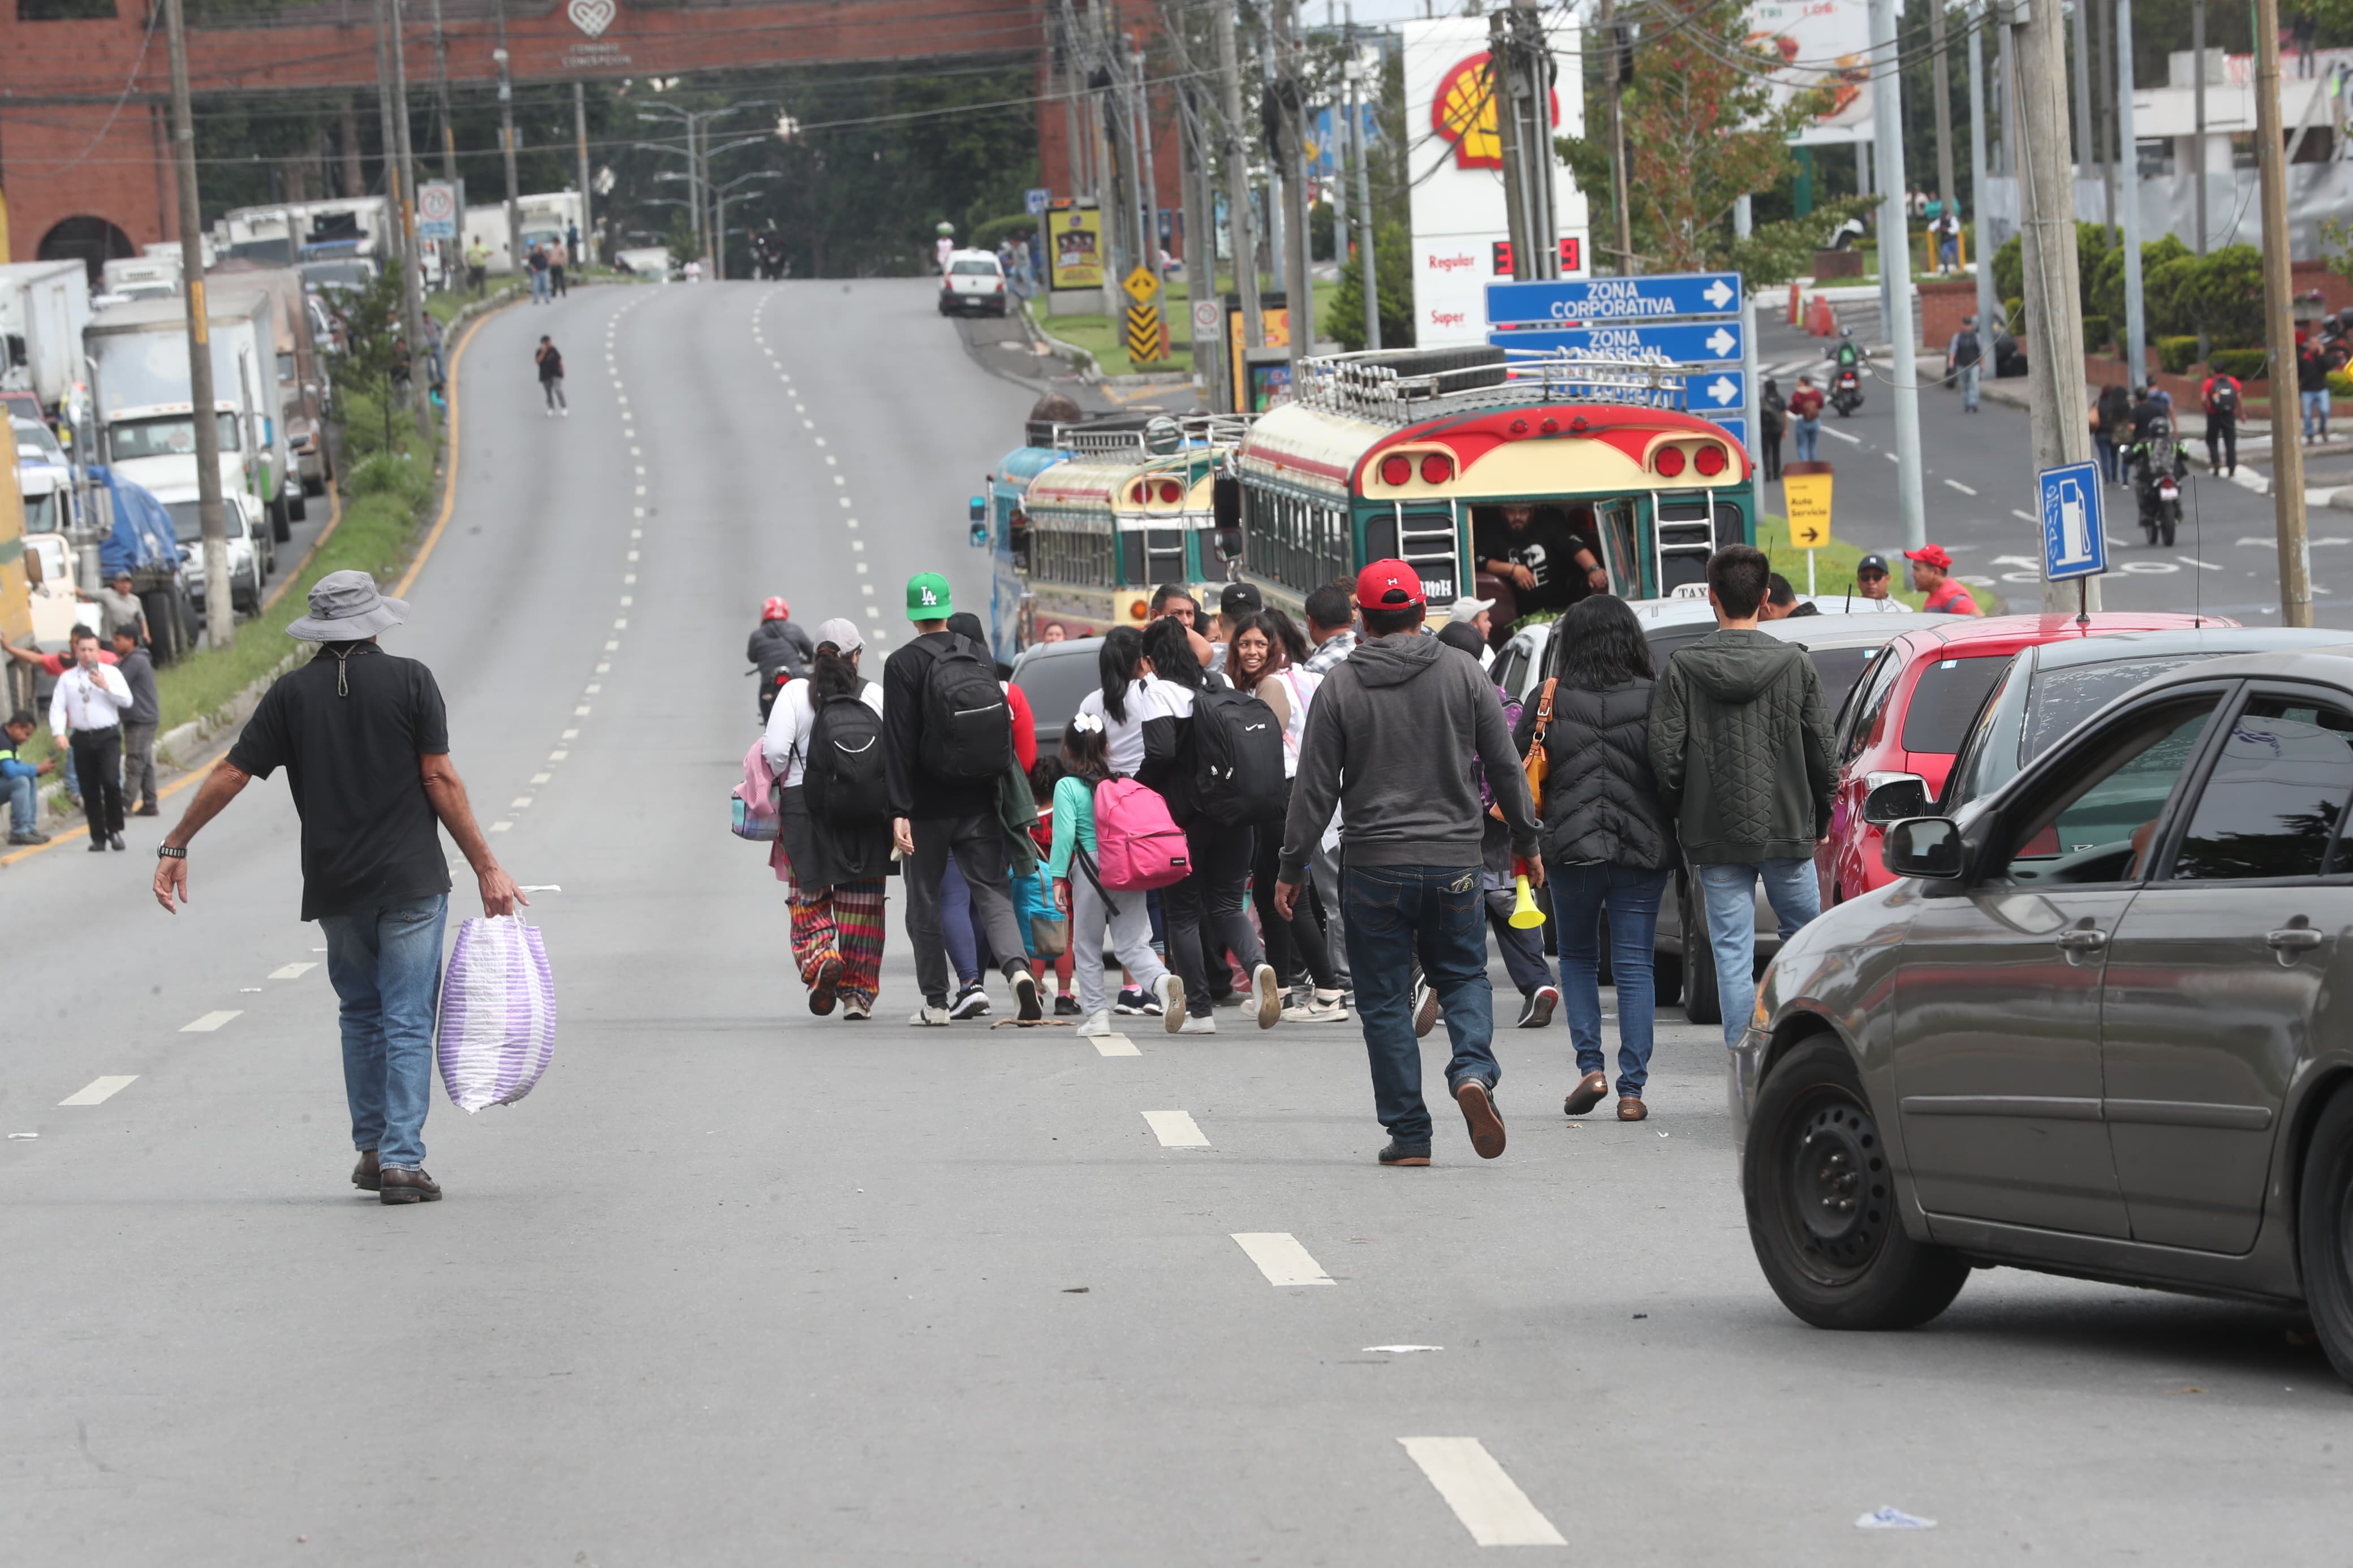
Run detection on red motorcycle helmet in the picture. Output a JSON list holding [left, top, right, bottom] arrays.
[[761, 596, 789, 621]]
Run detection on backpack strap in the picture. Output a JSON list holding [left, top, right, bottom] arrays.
[[1071, 841, 1122, 919]]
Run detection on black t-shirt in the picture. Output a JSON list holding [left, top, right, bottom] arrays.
[[228, 645, 453, 922], [537, 345, 564, 382], [1476, 510, 1591, 614]]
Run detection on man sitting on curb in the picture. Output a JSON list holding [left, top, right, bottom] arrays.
[[2, 709, 57, 845]]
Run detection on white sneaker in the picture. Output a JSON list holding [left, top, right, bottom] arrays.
[[1076, 1009, 1113, 1038], [1411, 979, 1440, 1039], [908, 1003, 951, 1026], [1156, 973, 1186, 1035], [1252, 962, 1283, 1030], [1179, 1014, 1218, 1034]]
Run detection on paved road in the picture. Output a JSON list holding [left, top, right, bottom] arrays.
[[6, 280, 2350, 1564]]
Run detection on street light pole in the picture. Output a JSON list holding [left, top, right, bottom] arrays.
[[1214, 0, 1262, 350], [2115, 0, 2147, 385], [1868, 0, 1925, 551], [162, 0, 231, 649], [492, 0, 520, 277], [2253, 0, 2312, 624], [1968, 2, 1995, 334], [576, 82, 593, 271]]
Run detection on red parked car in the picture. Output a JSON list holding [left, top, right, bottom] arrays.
[[1816, 612, 2230, 905]]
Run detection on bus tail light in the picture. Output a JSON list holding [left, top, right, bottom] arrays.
[[1419, 453, 1454, 484], [1652, 445, 1686, 478], [1127, 482, 1146, 505], [1156, 478, 1183, 503], [1693, 443, 1727, 477], [1130, 598, 1150, 620], [1378, 454, 1413, 487]]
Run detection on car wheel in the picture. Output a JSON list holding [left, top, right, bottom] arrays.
[[290, 487, 308, 524], [1681, 878, 1721, 1026], [270, 494, 292, 543], [1744, 1037, 1970, 1330], [2296, 1085, 2353, 1388]]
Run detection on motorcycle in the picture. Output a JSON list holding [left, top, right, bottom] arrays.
[[1830, 364, 1864, 416], [2132, 438, 2186, 547]]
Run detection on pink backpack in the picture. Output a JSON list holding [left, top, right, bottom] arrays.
[[1091, 777, 1190, 890]]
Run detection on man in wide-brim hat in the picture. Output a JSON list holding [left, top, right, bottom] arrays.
[[152, 570, 524, 1206]]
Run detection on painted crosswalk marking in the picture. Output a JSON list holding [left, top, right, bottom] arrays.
[[1398, 1437, 1568, 1547], [180, 1011, 242, 1033], [1230, 1232, 1333, 1287], [1089, 1034, 1140, 1057], [269, 963, 316, 980], [59, 1075, 138, 1107], [1141, 1110, 1209, 1147]]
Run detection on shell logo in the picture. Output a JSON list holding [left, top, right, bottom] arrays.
[[1431, 53, 1559, 171]]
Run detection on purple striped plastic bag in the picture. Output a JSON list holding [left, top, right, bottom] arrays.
[[435, 915, 558, 1112]]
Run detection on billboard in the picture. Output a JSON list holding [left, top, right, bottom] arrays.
[[1748, 0, 1875, 146], [1046, 204, 1103, 290], [1402, 17, 1591, 348]]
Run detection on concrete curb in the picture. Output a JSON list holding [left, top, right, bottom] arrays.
[[1020, 299, 1101, 382]]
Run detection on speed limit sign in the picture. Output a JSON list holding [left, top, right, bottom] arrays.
[[417, 182, 458, 240]]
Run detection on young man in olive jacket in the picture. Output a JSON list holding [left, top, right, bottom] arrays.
[[1648, 545, 1834, 1047]]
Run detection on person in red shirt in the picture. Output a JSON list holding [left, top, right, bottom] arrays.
[[1787, 375, 1826, 463], [1904, 544, 1981, 615], [4, 637, 119, 676]]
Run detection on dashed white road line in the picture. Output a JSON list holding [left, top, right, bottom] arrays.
[[180, 1010, 242, 1033], [1823, 427, 1863, 444], [269, 962, 316, 980], [1141, 1109, 1209, 1147], [1089, 1033, 1140, 1057], [60, 1075, 139, 1107], [1231, 1232, 1333, 1287], [1943, 478, 1977, 495], [1397, 1437, 1568, 1547]]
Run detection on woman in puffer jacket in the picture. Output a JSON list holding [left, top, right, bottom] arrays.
[[1514, 593, 1679, 1122]]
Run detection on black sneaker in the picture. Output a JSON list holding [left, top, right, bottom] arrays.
[[1011, 968, 1043, 1022], [1516, 985, 1559, 1029], [948, 983, 992, 1019], [1378, 1140, 1432, 1167], [1053, 994, 1080, 1016], [1114, 988, 1145, 1015], [6, 830, 49, 845]]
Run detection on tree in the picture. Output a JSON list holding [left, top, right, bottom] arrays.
[[1555, 0, 1831, 274], [334, 273, 408, 453], [1329, 219, 1417, 351]]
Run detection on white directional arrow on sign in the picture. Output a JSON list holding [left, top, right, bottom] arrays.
[[1703, 278, 1736, 309], [1705, 326, 1738, 358], [1705, 375, 1739, 406]]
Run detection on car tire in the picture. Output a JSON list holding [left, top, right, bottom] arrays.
[[1744, 1036, 1970, 1330], [1681, 878, 1722, 1026], [2296, 1084, 2353, 1388], [270, 494, 292, 543], [290, 487, 308, 524]]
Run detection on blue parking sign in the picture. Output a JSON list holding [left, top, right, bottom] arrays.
[[1025, 187, 1051, 216], [2039, 461, 2106, 581]]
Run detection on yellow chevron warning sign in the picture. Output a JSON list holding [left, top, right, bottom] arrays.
[[1125, 303, 1166, 364]]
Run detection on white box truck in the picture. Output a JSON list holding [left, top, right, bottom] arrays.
[[464, 191, 585, 275], [0, 260, 94, 414]]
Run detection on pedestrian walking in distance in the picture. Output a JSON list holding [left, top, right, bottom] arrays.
[[1277, 560, 1541, 1167], [50, 625, 133, 851], [152, 571, 524, 1204], [536, 336, 567, 416], [1229, 609, 1348, 1022], [111, 625, 161, 815], [884, 572, 1043, 1026], [764, 617, 890, 1020], [1048, 712, 1179, 1035], [1523, 594, 1678, 1122], [1649, 546, 1833, 1049]]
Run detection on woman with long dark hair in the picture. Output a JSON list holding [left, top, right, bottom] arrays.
[[1075, 624, 1155, 776], [1227, 611, 1346, 1021], [762, 617, 890, 1020], [1136, 614, 1281, 1033], [1516, 593, 1677, 1120]]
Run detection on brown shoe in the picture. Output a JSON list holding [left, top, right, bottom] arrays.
[[351, 1150, 380, 1191], [1562, 1071, 1610, 1117], [1618, 1096, 1648, 1122], [379, 1167, 442, 1204], [1454, 1078, 1506, 1160]]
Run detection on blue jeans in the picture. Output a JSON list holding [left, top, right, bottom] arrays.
[[1792, 416, 1820, 462], [529, 269, 550, 303], [1956, 361, 1980, 410], [1549, 861, 1672, 1096], [2095, 434, 2119, 483], [938, 852, 981, 986], [1693, 859, 1818, 1048], [2304, 388, 2332, 440], [5, 772, 35, 835], [1343, 864, 1494, 1147], [319, 895, 449, 1170]]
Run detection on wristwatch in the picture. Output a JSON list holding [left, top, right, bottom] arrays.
[[156, 844, 186, 859]]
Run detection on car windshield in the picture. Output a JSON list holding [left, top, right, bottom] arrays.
[[300, 261, 373, 290], [13, 420, 62, 461], [112, 413, 240, 460], [2021, 656, 2210, 766], [22, 486, 62, 533], [1014, 650, 1101, 735], [1809, 647, 1881, 715], [1899, 655, 2009, 755], [951, 260, 1001, 276]]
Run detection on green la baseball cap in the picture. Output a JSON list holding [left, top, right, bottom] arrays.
[[906, 572, 953, 617]]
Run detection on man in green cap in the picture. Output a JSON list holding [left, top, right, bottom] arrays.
[[882, 572, 1040, 1025]]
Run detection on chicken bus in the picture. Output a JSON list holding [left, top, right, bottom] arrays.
[[1218, 348, 1759, 625]]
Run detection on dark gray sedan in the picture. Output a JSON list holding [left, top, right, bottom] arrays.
[[1732, 642, 2353, 1385]]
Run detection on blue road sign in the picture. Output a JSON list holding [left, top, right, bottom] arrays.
[[1488, 319, 1746, 364], [1685, 368, 1747, 413], [1696, 415, 1748, 449], [1025, 187, 1051, 216], [2039, 460, 2107, 581], [1486, 271, 1741, 326]]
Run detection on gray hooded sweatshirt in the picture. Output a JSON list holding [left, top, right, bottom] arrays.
[[1279, 632, 1539, 881]]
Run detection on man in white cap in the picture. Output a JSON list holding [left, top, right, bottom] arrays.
[[1446, 595, 1497, 669], [152, 570, 523, 1206]]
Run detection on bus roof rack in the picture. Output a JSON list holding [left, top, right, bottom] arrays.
[[1046, 412, 1256, 457], [1292, 345, 1692, 422]]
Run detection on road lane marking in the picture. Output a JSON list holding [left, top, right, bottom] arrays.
[[1090, 1034, 1140, 1056], [60, 1076, 139, 1107], [180, 1010, 242, 1033], [1397, 1438, 1567, 1547], [532, 771, 552, 784], [1944, 478, 1977, 495], [2179, 555, 2224, 569], [511, 797, 533, 809], [490, 820, 513, 833], [1231, 1233, 1333, 1286], [585, 683, 602, 693], [864, 606, 881, 619], [1884, 451, 1899, 464], [269, 962, 316, 980], [2012, 508, 2036, 523], [838, 497, 852, 508], [1824, 427, 1862, 444], [548, 750, 568, 761], [574, 705, 592, 716], [1142, 1110, 1209, 1147]]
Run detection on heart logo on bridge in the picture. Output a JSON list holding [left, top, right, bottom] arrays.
[[567, 0, 614, 37]]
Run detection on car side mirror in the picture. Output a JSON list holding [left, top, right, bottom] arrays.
[[968, 495, 986, 524], [1884, 817, 1964, 880], [1861, 773, 1930, 825], [969, 520, 989, 548]]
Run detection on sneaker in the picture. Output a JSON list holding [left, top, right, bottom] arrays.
[[1516, 985, 1559, 1029], [1053, 993, 1080, 1017], [1179, 1014, 1218, 1034], [1378, 1140, 1432, 1167], [1251, 962, 1283, 1030], [808, 954, 844, 1016], [1281, 998, 1324, 1022], [1412, 979, 1440, 1039], [1114, 988, 1145, 1015], [842, 1000, 872, 1021], [1137, 987, 1165, 1017], [1287, 995, 1351, 1023], [1011, 968, 1042, 1023], [6, 830, 49, 845], [948, 983, 992, 1019], [1155, 973, 1186, 1035], [1454, 1078, 1506, 1160], [1076, 1009, 1114, 1038], [132, 804, 159, 817], [909, 1001, 951, 1026]]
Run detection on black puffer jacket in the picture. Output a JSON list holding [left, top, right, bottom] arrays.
[[1515, 677, 1676, 869]]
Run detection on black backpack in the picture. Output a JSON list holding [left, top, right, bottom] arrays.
[[2212, 378, 2239, 417], [1190, 683, 1289, 827], [919, 636, 1014, 781], [1953, 330, 1980, 368], [804, 694, 890, 823]]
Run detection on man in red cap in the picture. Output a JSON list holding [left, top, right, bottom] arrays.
[[1903, 545, 1980, 615], [1274, 560, 1541, 1168], [747, 595, 816, 722]]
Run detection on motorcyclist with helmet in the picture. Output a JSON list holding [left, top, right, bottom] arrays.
[[748, 595, 816, 723], [2123, 396, 2190, 546], [1826, 327, 1865, 414]]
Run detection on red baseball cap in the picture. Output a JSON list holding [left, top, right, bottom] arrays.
[[1902, 545, 1953, 571], [1355, 558, 1425, 611]]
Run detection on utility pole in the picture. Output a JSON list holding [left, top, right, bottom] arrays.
[[1596, 0, 1633, 273], [2253, 0, 2312, 624], [1997, 18, 2016, 175], [1500, 0, 1559, 279], [2114, 0, 2145, 383], [1968, 1, 1994, 331], [1261, 27, 1286, 296], [575, 82, 593, 269], [2011, 0, 2097, 611], [2070, 0, 2095, 175], [429, 0, 456, 183], [1868, 0, 1925, 551], [1348, 6, 1380, 349], [493, 0, 520, 277], [2093, 0, 2117, 247], [387, 0, 432, 437], [2192, 0, 2208, 257], [162, 0, 231, 650], [1928, 0, 1956, 237], [1492, 14, 1531, 279], [1133, 38, 1163, 286], [1215, 0, 1263, 351], [372, 0, 404, 269], [1277, 0, 1313, 367]]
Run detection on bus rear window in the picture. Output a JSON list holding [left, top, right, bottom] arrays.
[[1900, 656, 2008, 756]]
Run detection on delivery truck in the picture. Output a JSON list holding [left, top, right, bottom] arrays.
[[0, 260, 94, 416]]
